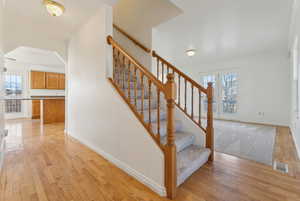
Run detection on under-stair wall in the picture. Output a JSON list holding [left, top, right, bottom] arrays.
[[67, 5, 166, 196]]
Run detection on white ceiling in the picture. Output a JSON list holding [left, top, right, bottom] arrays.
[[4, 0, 116, 57], [155, 0, 294, 63], [5, 46, 65, 68]]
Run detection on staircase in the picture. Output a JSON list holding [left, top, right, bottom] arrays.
[[107, 27, 214, 199]]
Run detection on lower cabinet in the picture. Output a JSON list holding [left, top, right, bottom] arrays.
[[32, 100, 41, 119], [43, 99, 65, 124]]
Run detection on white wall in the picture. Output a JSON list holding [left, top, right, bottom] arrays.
[[152, 3, 292, 127], [154, 28, 291, 126], [289, 0, 300, 156], [189, 52, 290, 126], [113, 0, 181, 68], [67, 5, 165, 195]]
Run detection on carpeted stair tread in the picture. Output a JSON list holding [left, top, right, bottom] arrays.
[[177, 145, 211, 186], [161, 132, 195, 153]]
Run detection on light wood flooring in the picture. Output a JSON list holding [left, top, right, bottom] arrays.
[[274, 126, 300, 178], [1, 119, 300, 201]]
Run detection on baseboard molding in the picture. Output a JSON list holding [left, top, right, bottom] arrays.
[[69, 134, 166, 197]]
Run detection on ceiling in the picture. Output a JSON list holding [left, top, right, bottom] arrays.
[[4, 0, 116, 58], [155, 0, 294, 64], [5, 46, 65, 68]]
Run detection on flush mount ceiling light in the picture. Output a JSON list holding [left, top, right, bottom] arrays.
[[186, 49, 196, 57], [43, 0, 65, 16]]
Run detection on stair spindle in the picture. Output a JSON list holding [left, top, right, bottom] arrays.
[[140, 72, 144, 119], [157, 89, 161, 143], [112, 47, 116, 80], [198, 89, 201, 126], [178, 74, 181, 106], [122, 55, 126, 90], [134, 67, 138, 107], [191, 85, 194, 119], [127, 61, 131, 99], [148, 80, 152, 129], [162, 63, 165, 83], [116, 50, 121, 86], [156, 57, 159, 79]]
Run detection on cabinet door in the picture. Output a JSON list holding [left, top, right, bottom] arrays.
[[58, 74, 65, 90], [32, 100, 40, 119], [46, 72, 59, 89], [31, 71, 46, 89]]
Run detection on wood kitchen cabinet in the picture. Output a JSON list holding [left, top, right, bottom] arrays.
[[46, 72, 60, 89], [31, 71, 65, 90], [31, 71, 46, 89], [32, 100, 40, 119], [43, 99, 65, 124], [58, 74, 65, 89]]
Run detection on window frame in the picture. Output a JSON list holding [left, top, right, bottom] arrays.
[[200, 69, 239, 117]]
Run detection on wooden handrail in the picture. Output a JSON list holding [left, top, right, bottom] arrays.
[[107, 36, 164, 91], [152, 51, 207, 93], [113, 24, 151, 53]]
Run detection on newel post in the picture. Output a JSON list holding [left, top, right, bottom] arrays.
[[165, 73, 177, 199], [206, 82, 214, 161]]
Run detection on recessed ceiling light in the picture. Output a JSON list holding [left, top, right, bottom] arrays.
[[43, 0, 65, 17], [186, 49, 196, 57]]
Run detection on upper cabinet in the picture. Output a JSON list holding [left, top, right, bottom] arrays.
[[58, 74, 65, 90], [46, 72, 59, 89], [31, 71, 65, 90], [31, 71, 46, 89]]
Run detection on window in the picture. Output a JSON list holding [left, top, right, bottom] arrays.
[[4, 72, 23, 113], [201, 71, 238, 116], [221, 73, 238, 113], [201, 74, 217, 112]]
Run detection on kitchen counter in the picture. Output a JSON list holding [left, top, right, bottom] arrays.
[[4, 97, 65, 100], [5, 97, 65, 124]]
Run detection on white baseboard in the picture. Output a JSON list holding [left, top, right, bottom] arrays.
[[70, 134, 166, 197]]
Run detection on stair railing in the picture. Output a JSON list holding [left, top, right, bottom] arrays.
[[109, 25, 214, 198], [152, 51, 214, 161], [107, 36, 177, 199], [112, 25, 214, 159]]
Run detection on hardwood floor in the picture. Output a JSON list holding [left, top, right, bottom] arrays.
[[1, 119, 300, 201], [273, 126, 300, 178]]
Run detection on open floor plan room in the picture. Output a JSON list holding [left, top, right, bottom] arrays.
[[1, 0, 300, 200]]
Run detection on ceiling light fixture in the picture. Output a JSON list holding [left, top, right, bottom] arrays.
[[186, 49, 196, 57], [43, 0, 65, 17]]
